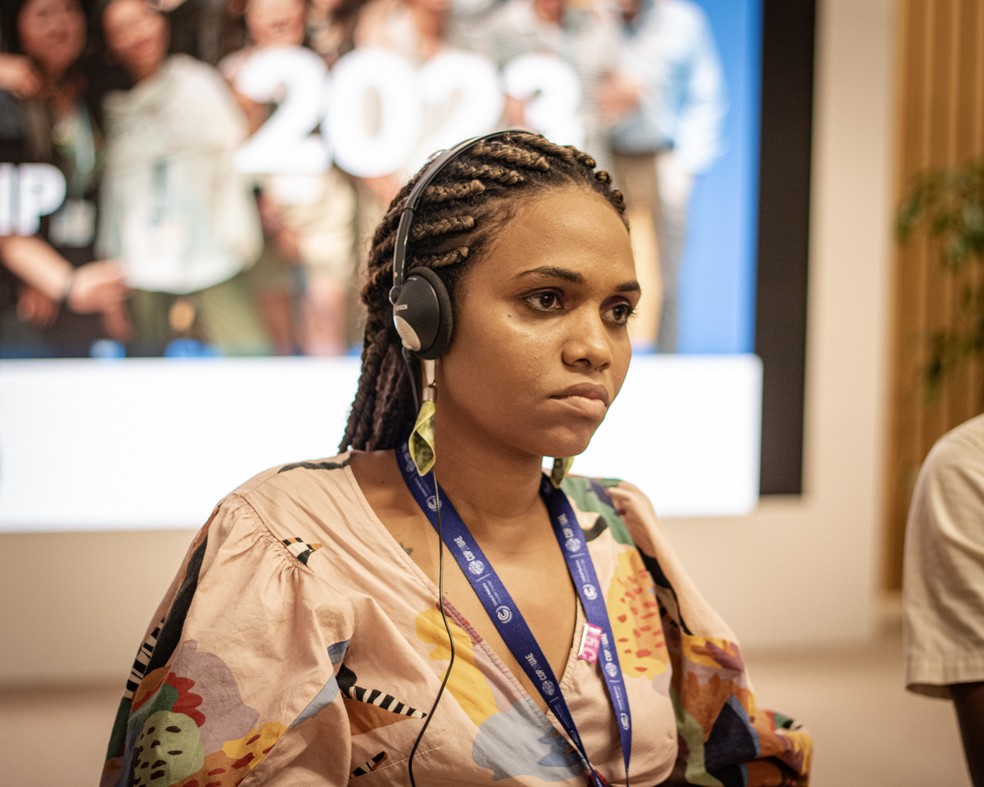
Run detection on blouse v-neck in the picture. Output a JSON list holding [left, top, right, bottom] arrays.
[[340, 454, 587, 722]]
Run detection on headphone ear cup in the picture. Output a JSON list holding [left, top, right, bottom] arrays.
[[392, 266, 453, 360]]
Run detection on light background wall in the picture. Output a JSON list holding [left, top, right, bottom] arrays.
[[0, 0, 896, 684]]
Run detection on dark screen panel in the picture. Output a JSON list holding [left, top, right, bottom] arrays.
[[756, 0, 816, 495]]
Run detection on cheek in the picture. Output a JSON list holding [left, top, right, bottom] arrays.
[[449, 316, 539, 396], [17, 21, 42, 53], [152, 22, 169, 51], [488, 314, 546, 382], [66, 19, 85, 51], [611, 343, 633, 396]]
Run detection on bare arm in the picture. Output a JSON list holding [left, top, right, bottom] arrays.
[[953, 681, 984, 787], [1, 235, 75, 301], [0, 235, 127, 313]]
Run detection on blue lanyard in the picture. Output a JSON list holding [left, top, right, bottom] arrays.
[[396, 444, 632, 784]]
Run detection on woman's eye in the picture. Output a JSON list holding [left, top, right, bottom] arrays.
[[607, 302, 637, 325], [526, 291, 563, 311]]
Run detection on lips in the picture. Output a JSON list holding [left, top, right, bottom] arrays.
[[550, 383, 611, 418]]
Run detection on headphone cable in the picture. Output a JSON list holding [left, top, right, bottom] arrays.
[[406, 354, 456, 786]]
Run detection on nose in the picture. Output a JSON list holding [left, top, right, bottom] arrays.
[[561, 307, 612, 370]]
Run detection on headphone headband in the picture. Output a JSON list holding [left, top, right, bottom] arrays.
[[390, 129, 515, 301], [388, 129, 518, 360]]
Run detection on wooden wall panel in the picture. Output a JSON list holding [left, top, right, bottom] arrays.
[[885, 0, 984, 589]]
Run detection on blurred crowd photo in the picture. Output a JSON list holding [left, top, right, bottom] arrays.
[[0, 0, 727, 359]]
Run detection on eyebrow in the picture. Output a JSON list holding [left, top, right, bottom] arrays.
[[515, 265, 641, 293], [515, 265, 584, 283]]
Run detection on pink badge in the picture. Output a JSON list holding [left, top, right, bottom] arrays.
[[577, 622, 603, 664]]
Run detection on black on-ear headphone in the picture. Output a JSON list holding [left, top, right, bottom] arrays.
[[389, 130, 514, 360]]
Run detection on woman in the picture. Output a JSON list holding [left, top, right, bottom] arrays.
[[101, 131, 810, 785], [0, 0, 129, 357], [97, 0, 269, 356]]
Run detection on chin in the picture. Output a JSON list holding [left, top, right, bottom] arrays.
[[533, 430, 597, 461]]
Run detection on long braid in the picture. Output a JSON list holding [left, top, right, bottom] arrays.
[[339, 131, 627, 453]]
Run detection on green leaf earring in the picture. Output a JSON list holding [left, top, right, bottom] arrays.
[[408, 359, 437, 476], [550, 456, 573, 488]]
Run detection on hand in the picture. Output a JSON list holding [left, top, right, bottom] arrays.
[[65, 260, 130, 314], [16, 285, 58, 328], [0, 54, 42, 100]]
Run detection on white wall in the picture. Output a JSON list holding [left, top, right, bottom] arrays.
[[662, 0, 897, 648], [0, 0, 897, 684]]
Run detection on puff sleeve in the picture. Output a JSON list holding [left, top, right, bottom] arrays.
[[101, 495, 355, 786]]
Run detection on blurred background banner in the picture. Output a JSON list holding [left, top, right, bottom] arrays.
[[0, 0, 759, 360]]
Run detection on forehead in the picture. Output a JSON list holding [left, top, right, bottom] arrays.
[[455, 186, 639, 312], [103, 0, 144, 24], [19, 0, 80, 19], [247, 0, 304, 16], [458, 185, 635, 296]]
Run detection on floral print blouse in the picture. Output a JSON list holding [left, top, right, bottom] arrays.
[[102, 453, 811, 786]]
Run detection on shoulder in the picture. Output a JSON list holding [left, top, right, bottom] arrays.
[[925, 413, 984, 471], [166, 53, 220, 81], [197, 453, 364, 568], [562, 474, 648, 513], [913, 414, 984, 505], [149, 453, 374, 653], [228, 452, 361, 529], [164, 54, 233, 101], [232, 452, 356, 496], [909, 414, 984, 534], [173, 451, 367, 608], [562, 474, 656, 549], [565, 473, 738, 640]]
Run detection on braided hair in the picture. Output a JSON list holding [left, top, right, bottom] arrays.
[[339, 131, 628, 453]]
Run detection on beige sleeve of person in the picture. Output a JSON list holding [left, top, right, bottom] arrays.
[[903, 413, 984, 698]]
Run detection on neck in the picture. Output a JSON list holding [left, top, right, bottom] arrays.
[[131, 57, 164, 84], [41, 72, 85, 118], [430, 424, 546, 546], [38, 65, 70, 94]]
